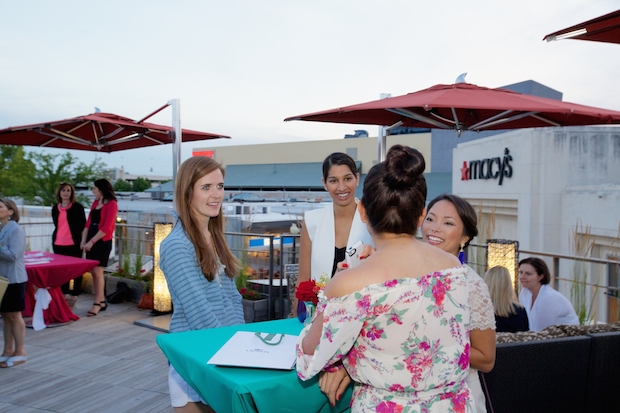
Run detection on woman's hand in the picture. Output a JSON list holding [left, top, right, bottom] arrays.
[[319, 368, 351, 406], [334, 244, 375, 274], [83, 240, 94, 252]]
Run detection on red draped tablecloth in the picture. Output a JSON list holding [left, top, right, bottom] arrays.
[[22, 251, 99, 326]]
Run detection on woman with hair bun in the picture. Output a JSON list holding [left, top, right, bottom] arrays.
[[297, 145, 474, 412]]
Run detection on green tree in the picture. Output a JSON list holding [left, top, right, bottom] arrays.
[[23, 151, 107, 205], [114, 179, 132, 192], [0, 146, 37, 199], [132, 177, 152, 192]]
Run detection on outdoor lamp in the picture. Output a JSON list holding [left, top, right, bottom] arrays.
[[153, 222, 173, 313], [486, 239, 520, 292]]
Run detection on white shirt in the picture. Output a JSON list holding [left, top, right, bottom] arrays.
[[519, 284, 579, 331]]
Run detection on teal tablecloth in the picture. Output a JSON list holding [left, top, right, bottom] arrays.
[[156, 318, 352, 413]]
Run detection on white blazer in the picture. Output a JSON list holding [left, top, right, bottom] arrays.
[[303, 202, 373, 281]]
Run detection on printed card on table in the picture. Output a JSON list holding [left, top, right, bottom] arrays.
[[207, 331, 298, 370]]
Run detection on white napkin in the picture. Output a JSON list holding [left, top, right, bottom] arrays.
[[33, 288, 52, 331]]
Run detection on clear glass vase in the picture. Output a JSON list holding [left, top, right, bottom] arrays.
[[303, 301, 315, 326]]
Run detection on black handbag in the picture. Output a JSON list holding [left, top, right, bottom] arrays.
[[106, 281, 131, 304]]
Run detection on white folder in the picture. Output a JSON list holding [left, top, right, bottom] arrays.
[[207, 331, 298, 370]]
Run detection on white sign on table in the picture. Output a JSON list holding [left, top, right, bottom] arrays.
[[207, 331, 298, 370]]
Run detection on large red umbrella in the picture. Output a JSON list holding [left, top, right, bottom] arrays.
[[543, 9, 620, 45], [0, 111, 230, 152], [284, 82, 620, 136]]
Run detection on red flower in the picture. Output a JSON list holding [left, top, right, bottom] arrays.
[[296, 280, 319, 305]]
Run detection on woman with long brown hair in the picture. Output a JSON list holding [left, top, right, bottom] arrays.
[[81, 178, 118, 316], [160, 156, 244, 413]]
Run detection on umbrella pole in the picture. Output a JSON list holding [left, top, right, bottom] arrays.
[[170, 99, 182, 198], [377, 93, 391, 162], [378, 125, 386, 162]]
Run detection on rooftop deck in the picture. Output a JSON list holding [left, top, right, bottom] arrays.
[[0, 294, 171, 412]]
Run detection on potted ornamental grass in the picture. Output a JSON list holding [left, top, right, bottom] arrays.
[[236, 268, 268, 323]]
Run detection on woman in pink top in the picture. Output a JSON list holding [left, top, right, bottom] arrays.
[[81, 179, 118, 316], [51, 183, 86, 308]]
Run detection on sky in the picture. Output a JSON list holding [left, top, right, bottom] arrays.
[[1, 0, 619, 177]]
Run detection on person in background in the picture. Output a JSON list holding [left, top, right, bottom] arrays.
[[81, 179, 118, 317], [483, 265, 529, 332], [295, 152, 373, 314], [52, 182, 86, 308], [518, 257, 579, 331], [0, 199, 28, 368], [160, 156, 244, 413], [298, 145, 473, 412]]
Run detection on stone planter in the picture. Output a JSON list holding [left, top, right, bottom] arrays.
[[242, 298, 269, 323]]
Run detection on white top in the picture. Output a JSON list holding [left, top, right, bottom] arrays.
[[519, 284, 579, 331], [303, 202, 373, 281]]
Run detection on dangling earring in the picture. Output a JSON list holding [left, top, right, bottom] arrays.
[[458, 244, 465, 264]]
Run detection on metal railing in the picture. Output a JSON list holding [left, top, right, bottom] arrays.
[[20, 221, 618, 323], [467, 243, 620, 324]]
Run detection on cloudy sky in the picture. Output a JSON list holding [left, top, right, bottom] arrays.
[[1, 0, 618, 176]]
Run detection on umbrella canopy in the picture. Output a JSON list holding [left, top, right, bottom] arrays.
[[543, 9, 620, 44], [0, 112, 230, 152], [284, 83, 620, 136]]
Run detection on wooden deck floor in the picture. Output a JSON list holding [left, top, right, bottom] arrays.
[[0, 294, 171, 412]]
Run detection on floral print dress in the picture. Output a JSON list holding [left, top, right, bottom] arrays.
[[296, 266, 472, 413]]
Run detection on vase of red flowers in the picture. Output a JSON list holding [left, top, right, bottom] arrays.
[[295, 280, 320, 325]]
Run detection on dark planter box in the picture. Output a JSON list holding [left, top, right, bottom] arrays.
[[242, 299, 269, 323]]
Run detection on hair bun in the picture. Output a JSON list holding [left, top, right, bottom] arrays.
[[383, 145, 425, 189]]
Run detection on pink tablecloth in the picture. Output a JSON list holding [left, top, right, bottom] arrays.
[[22, 251, 99, 325]]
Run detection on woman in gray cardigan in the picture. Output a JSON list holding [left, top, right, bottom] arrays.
[[0, 198, 28, 368]]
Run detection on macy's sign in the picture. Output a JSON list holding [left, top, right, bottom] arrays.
[[460, 148, 513, 185]]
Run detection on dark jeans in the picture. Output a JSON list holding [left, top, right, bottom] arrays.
[[53, 244, 83, 296]]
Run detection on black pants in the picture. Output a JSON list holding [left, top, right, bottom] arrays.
[[53, 244, 83, 296]]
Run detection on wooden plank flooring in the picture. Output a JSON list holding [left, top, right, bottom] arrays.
[[0, 294, 171, 412]]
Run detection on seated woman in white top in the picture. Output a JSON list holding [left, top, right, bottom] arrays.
[[518, 257, 579, 331], [294, 153, 373, 313]]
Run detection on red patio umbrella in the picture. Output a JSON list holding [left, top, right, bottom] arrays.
[[284, 82, 620, 136], [0, 112, 230, 153], [543, 9, 620, 45]]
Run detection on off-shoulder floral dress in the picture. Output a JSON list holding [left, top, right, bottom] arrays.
[[297, 266, 473, 413]]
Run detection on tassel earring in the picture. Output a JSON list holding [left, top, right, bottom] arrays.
[[458, 244, 466, 264]]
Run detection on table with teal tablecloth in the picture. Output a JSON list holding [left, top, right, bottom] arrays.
[[156, 318, 352, 413]]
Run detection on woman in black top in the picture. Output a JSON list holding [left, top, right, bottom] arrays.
[[51, 183, 86, 307], [483, 265, 529, 332]]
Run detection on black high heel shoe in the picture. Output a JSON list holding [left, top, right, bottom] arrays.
[[99, 301, 107, 312], [87, 302, 102, 317]]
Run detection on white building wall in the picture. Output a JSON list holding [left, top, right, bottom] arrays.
[[454, 126, 620, 322], [453, 126, 620, 257], [195, 133, 433, 175]]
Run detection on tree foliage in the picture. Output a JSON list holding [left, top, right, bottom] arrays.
[[0, 146, 107, 205], [132, 177, 152, 192], [114, 179, 132, 192], [0, 146, 37, 199]]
